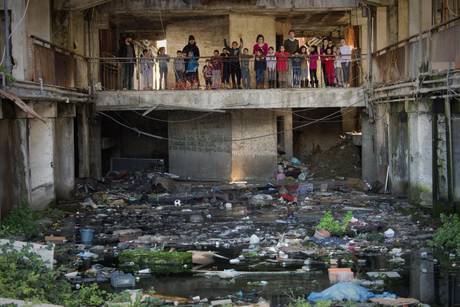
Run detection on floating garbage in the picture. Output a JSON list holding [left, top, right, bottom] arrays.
[[384, 228, 395, 239], [80, 228, 94, 246], [249, 234, 260, 245], [110, 271, 135, 288]]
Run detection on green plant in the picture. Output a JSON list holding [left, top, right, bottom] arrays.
[[0, 244, 110, 306], [315, 301, 332, 307], [432, 214, 460, 255], [316, 211, 353, 236], [0, 202, 39, 239], [288, 297, 312, 307], [0, 65, 15, 83]]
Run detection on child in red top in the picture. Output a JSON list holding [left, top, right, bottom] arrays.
[[275, 45, 289, 88], [321, 47, 335, 87]]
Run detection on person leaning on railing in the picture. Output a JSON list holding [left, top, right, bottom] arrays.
[[240, 48, 251, 89], [224, 37, 243, 89]]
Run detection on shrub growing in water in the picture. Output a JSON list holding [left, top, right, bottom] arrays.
[[316, 211, 353, 236], [432, 214, 460, 255]]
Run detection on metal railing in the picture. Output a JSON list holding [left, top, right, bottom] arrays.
[[31, 36, 89, 90], [372, 16, 460, 84], [89, 55, 362, 91]]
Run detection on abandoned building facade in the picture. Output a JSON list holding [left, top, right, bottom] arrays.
[[0, 0, 459, 218]]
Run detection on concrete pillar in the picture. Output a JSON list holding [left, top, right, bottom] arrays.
[[452, 115, 460, 202], [398, 0, 409, 41], [406, 99, 433, 208], [0, 118, 29, 218], [434, 112, 449, 201], [389, 102, 409, 195], [54, 117, 75, 199], [77, 105, 91, 178], [374, 103, 390, 184], [376, 6, 388, 51], [361, 111, 377, 184], [29, 118, 56, 210], [168, 112, 232, 181], [231, 110, 277, 181], [90, 116, 102, 179], [284, 111, 293, 159]]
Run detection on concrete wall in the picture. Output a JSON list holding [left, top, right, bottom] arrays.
[[228, 14, 276, 52], [408, 0, 432, 36], [376, 6, 388, 51], [166, 16, 229, 57], [169, 112, 232, 181], [398, 0, 409, 41], [231, 109, 277, 181], [0, 0, 51, 81], [453, 115, 460, 202]]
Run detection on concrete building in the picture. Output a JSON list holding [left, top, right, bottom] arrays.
[[0, 0, 459, 217]]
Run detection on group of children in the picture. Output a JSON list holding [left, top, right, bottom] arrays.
[[138, 34, 353, 90]]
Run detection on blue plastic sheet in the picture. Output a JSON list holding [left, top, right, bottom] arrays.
[[308, 282, 396, 302]]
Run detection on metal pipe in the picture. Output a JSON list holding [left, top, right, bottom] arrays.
[[3, 0, 12, 73]]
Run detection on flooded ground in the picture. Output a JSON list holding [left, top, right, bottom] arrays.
[[41, 172, 460, 306]]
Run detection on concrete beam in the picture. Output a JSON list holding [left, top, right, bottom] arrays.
[[95, 88, 365, 111]]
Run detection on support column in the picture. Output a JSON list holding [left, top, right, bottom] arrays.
[[361, 110, 377, 184], [54, 117, 75, 199], [284, 111, 293, 159], [406, 99, 433, 208], [452, 115, 460, 203], [374, 103, 390, 185], [77, 104, 91, 178], [29, 117, 56, 210], [389, 102, 409, 195]]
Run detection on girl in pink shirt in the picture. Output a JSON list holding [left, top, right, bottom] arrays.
[[253, 34, 269, 56], [275, 45, 289, 88]]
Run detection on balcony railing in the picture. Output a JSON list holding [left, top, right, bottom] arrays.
[[372, 16, 460, 84], [89, 55, 362, 91], [31, 36, 89, 90]]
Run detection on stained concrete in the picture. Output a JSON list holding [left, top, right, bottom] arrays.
[[361, 111, 377, 184], [389, 103, 409, 195], [54, 117, 75, 199], [406, 100, 433, 208], [452, 116, 460, 202], [169, 112, 232, 181], [29, 118, 55, 210], [95, 88, 365, 111], [231, 110, 277, 181]]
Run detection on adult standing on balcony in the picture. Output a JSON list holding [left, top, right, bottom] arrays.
[[253, 34, 269, 56], [120, 37, 136, 90], [339, 39, 352, 87], [283, 30, 299, 87], [182, 35, 200, 85]]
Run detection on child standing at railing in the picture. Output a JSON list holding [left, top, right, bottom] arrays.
[[309, 45, 319, 88], [140, 49, 153, 90], [300, 46, 309, 88], [174, 50, 185, 89], [240, 48, 251, 89], [275, 45, 289, 88], [322, 47, 335, 87], [211, 50, 222, 90], [266, 47, 277, 89], [221, 48, 231, 89], [157, 47, 170, 90], [185, 51, 198, 89], [333, 46, 343, 87], [254, 49, 266, 89], [203, 60, 213, 90], [291, 50, 302, 88]]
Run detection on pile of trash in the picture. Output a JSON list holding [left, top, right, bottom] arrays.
[[6, 169, 442, 305]]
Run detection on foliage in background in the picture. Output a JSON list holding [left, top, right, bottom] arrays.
[[288, 297, 312, 307], [432, 214, 460, 255], [0, 244, 110, 306], [0, 202, 39, 239], [316, 211, 353, 236]]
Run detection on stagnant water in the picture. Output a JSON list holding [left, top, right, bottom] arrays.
[[103, 251, 459, 306]]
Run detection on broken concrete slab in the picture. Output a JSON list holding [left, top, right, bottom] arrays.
[[0, 239, 54, 269]]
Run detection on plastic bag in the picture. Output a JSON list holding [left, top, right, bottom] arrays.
[[308, 282, 396, 302]]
